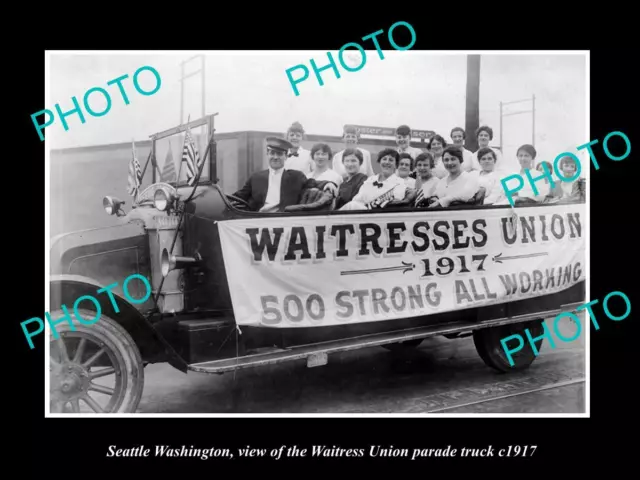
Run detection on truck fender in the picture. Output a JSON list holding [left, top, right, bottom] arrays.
[[49, 274, 188, 372]]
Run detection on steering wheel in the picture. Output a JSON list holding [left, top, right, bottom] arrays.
[[226, 194, 251, 210]]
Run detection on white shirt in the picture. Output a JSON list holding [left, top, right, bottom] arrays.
[[340, 174, 406, 210], [433, 171, 480, 207], [415, 175, 439, 203], [284, 147, 314, 173], [458, 147, 474, 172], [332, 148, 374, 177], [260, 167, 284, 212], [398, 175, 416, 189], [431, 156, 448, 179], [469, 170, 505, 204], [396, 145, 424, 160]]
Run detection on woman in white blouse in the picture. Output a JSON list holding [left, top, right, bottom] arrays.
[[504, 144, 550, 204], [468, 147, 506, 204], [397, 153, 417, 188], [428, 134, 449, 179], [340, 148, 407, 210], [306, 143, 343, 197], [428, 146, 480, 208]]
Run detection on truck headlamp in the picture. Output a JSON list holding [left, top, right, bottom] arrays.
[[154, 187, 175, 211], [103, 196, 124, 216]]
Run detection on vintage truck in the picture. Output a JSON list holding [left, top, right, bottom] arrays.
[[48, 114, 586, 414]]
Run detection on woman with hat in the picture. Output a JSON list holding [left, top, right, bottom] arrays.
[[332, 125, 374, 177]]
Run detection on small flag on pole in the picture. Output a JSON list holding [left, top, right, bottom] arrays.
[[127, 139, 142, 197], [181, 125, 201, 186], [162, 141, 176, 182]]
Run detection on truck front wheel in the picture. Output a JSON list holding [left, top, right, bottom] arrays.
[[49, 309, 145, 414]]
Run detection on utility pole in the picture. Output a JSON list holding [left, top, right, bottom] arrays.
[[179, 55, 206, 139], [465, 55, 481, 152], [499, 94, 536, 150]]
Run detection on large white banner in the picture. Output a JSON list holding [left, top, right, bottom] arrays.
[[217, 204, 586, 328]]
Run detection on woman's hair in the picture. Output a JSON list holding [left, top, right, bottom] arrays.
[[537, 160, 553, 172], [517, 144, 537, 159], [398, 152, 414, 170], [429, 134, 447, 149], [310, 143, 333, 160], [442, 145, 464, 163], [415, 152, 434, 168], [476, 147, 497, 162], [559, 155, 578, 169], [342, 147, 363, 165], [377, 148, 400, 166], [450, 126, 465, 140], [476, 125, 494, 140], [285, 121, 306, 139]]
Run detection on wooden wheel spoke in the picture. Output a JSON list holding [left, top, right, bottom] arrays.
[[73, 338, 87, 363], [70, 400, 80, 413], [89, 366, 115, 380], [56, 337, 69, 362], [90, 383, 115, 396], [82, 348, 106, 368], [82, 394, 105, 413]]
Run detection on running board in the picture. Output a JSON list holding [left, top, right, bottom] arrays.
[[188, 305, 580, 374]]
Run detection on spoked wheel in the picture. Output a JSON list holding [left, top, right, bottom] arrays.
[[49, 309, 144, 414], [473, 319, 545, 373], [382, 338, 424, 352]]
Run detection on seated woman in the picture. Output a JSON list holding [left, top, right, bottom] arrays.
[[556, 155, 581, 198], [414, 152, 439, 207], [536, 160, 563, 199], [502, 144, 550, 205], [397, 153, 417, 188], [334, 148, 369, 210], [468, 147, 506, 204], [307, 143, 343, 197], [427, 146, 480, 208], [428, 134, 449, 179], [340, 148, 406, 210]]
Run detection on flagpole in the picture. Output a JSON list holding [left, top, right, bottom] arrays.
[[177, 114, 190, 182]]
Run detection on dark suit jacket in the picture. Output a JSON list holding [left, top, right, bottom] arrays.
[[233, 168, 320, 212]]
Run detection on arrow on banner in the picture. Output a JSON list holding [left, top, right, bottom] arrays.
[[492, 252, 549, 263], [341, 261, 415, 276]]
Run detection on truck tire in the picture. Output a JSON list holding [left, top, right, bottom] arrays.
[[473, 319, 545, 373], [49, 308, 145, 414]]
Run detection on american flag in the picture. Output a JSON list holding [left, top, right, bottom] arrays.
[[182, 125, 202, 186], [127, 139, 142, 197]]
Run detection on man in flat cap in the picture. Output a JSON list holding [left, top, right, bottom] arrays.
[[394, 124, 424, 161], [332, 125, 374, 177], [232, 136, 332, 212], [283, 121, 314, 173]]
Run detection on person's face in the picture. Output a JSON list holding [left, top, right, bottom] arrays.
[[397, 157, 412, 177], [451, 131, 465, 146], [313, 149, 330, 168], [443, 152, 461, 175], [287, 130, 302, 148], [517, 150, 534, 170], [396, 134, 411, 147], [430, 139, 444, 156], [479, 152, 495, 172], [343, 154, 360, 175], [562, 159, 577, 177], [416, 160, 431, 178], [267, 147, 287, 169], [477, 131, 491, 147], [344, 133, 358, 147], [380, 155, 396, 175]]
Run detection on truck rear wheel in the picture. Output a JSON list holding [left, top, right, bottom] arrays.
[[473, 319, 545, 373], [49, 308, 145, 414]]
